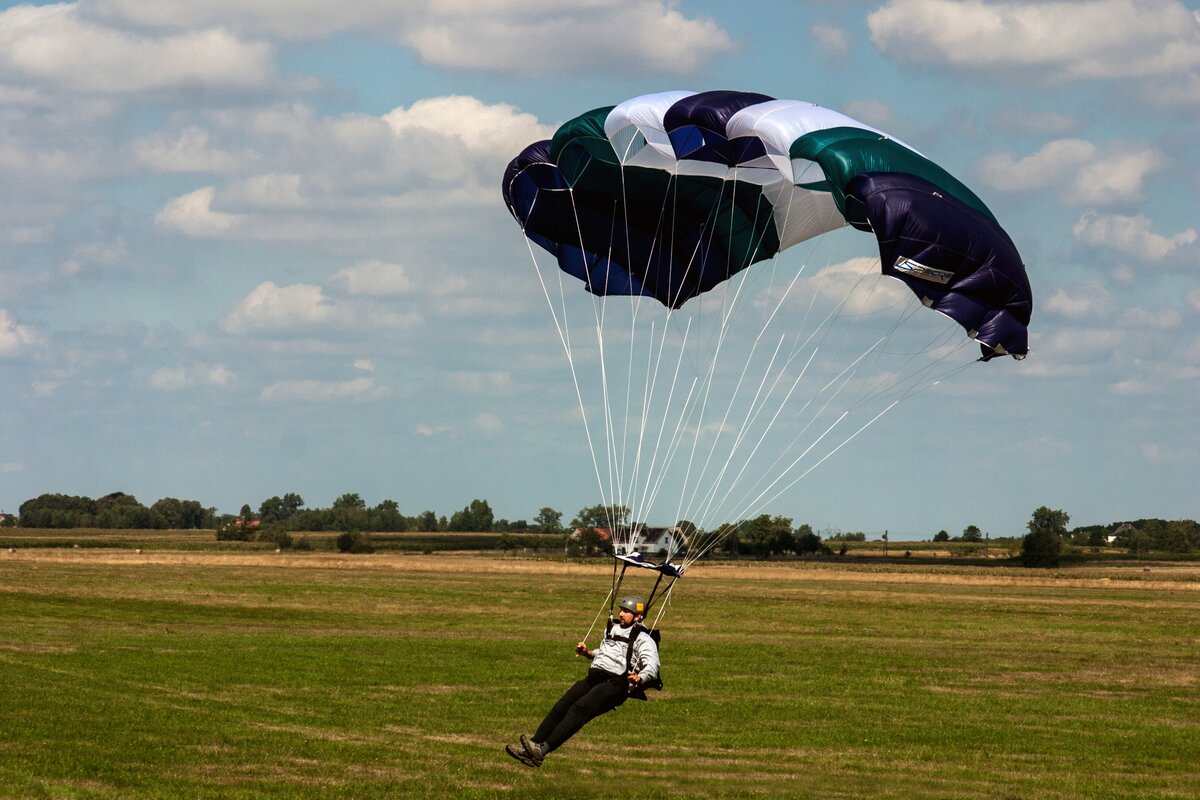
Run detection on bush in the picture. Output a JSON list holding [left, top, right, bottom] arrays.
[[1021, 530, 1062, 568], [216, 523, 253, 542], [336, 531, 374, 554]]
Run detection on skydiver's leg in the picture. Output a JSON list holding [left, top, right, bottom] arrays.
[[539, 676, 627, 754], [532, 675, 593, 744]]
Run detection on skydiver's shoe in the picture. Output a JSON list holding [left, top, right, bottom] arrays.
[[506, 743, 539, 768], [519, 734, 545, 766]]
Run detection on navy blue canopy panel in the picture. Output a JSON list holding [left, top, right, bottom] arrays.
[[844, 173, 1032, 359], [503, 139, 650, 299], [663, 90, 775, 164]]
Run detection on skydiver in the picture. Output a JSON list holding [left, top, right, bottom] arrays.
[[505, 595, 660, 768]]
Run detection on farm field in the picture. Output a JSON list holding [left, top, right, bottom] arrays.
[[1, 546, 1198, 799]]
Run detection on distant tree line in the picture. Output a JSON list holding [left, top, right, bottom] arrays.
[[14, 493, 216, 530], [7, 493, 1197, 564]]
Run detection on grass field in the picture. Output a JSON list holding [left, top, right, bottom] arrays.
[[2, 544, 1198, 799]]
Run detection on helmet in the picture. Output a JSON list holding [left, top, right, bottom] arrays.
[[618, 596, 647, 615]]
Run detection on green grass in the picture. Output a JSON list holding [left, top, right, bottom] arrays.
[[1, 548, 1198, 799]]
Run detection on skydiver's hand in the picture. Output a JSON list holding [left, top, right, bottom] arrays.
[[575, 642, 592, 659], [627, 671, 641, 685]]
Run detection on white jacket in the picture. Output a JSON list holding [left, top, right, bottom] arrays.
[[590, 622, 659, 682]]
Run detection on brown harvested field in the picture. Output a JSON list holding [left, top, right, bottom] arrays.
[[5, 545, 1199, 587]]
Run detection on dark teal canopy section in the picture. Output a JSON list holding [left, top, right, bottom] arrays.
[[508, 109, 781, 308]]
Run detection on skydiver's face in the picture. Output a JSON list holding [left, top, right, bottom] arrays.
[[617, 608, 639, 626]]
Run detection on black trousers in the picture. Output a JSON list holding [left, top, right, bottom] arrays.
[[533, 669, 628, 753]]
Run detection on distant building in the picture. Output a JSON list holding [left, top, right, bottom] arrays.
[[566, 525, 688, 558], [1108, 522, 1135, 545]]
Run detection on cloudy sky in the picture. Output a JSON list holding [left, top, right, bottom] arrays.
[[0, 0, 1196, 538]]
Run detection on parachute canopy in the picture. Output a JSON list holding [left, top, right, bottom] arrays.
[[502, 90, 1032, 360]]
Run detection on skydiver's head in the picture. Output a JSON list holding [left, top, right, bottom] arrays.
[[617, 595, 647, 625]]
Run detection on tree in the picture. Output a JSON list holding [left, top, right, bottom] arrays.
[[371, 499, 407, 532], [933, 530, 950, 542], [448, 499, 494, 532], [961, 524, 982, 542], [675, 519, 699, 550], [794, 523, 822, 555], [571, 504, 630, 530], [533, 507, 564, 534], [571, 527, 609, 556], [739, 514, 794, 559], [1129, 529, 1150, 558], [259, 493, 304, 524], [95, 493, 162, 529], [416, 510, 439, 532], [1021, 506, 1068, 567], [331, 493, 367, 531], [19, 494, 97, 528], [331, 493, 366, 510]]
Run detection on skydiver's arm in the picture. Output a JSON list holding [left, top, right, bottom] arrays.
[[632, 634, 659, 682]]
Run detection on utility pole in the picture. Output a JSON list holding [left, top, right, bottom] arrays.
[[883, 529, 889, 558]]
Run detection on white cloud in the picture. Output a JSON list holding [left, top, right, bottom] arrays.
[[59, 237, 128, 278], [416, 423, 450, 436], [220, 280, 423, 335], [1028, 327, 1122, 365], [353, 359, 374, 371], [330, 261, 412, 296], [149, 363, 236, 390], [781, 257, 910, 315], [1186, 289, 1200, 313], [811, 24, 849, 58], [384, 95, 553, 159], [979, 140, 1166, 204], [0, 3, 274, 93], [1141, 442, 1186, 462], [0, 309, 43, 356], [1042, 281, 1112, 319], [131, 126, 244, 173], [1118, 307, 1182, 330], [1111, 378, 1153, 395], [86, 0, 378, 40], [1071, 149, 1168, 205], [979, 139, 1096, 192], [868, 0, 1200, 80], [395, 2, 735, 76], [88, 0, 734, 76], [991, 107, 1077, 136], [155, 187, 242, 236], [1140, 71, 1200, 110], [0, 462, 25, 474], [148, 97, 551, 242], [260, 377, 381, 402], [1072, 213, 1198, 261], [447, 371, 513, 394], [840, 100, 894, 130], [473, 412, 503, 434], [220, 281, 331, 334]]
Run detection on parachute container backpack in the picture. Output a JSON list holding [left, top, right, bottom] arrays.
[[503, 90, 1033, 617]]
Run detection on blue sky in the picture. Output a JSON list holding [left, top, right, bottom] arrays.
[[0, 0, 1196, 538]]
